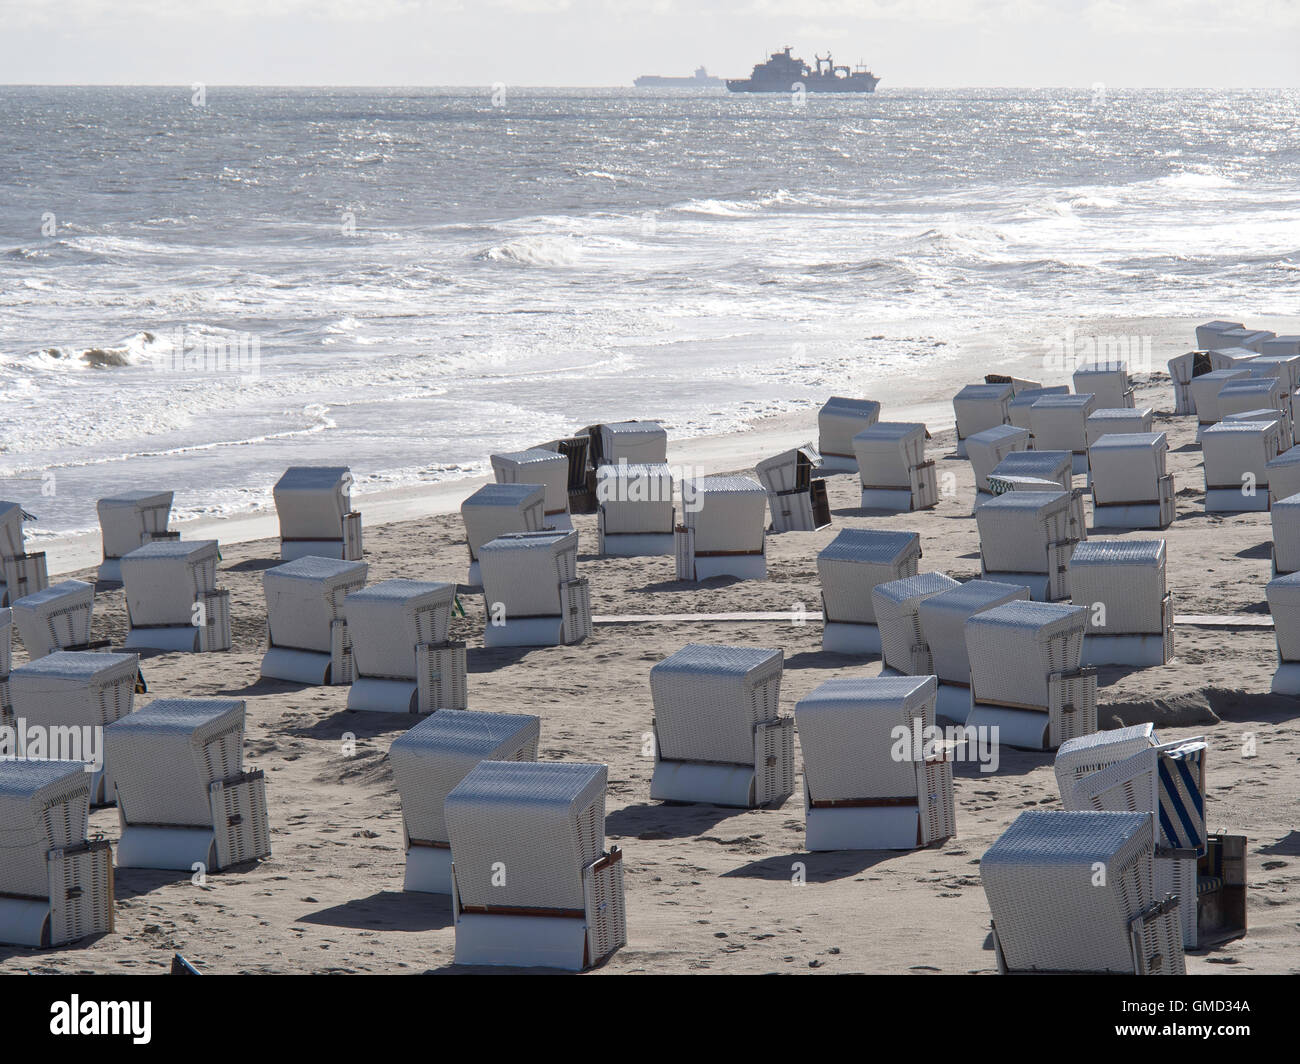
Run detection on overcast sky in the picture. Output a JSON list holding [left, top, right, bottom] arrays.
[[2, 0, 1298, 87]]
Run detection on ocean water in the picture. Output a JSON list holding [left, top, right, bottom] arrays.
[[2, 86, 1298, 536]]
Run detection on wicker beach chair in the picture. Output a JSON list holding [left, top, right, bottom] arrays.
[[345, 579, 466, 712], [536, 434, 597, 514], [1271, 492, 1300, 576], [8, 651, 139, 805], [445, 760, 625, 970], [1207, 327, 1275, 353], [965, 600, 1097, 750], [106, 698, 270, 873], [1217, 376, 1292, 443], [11, 579, 97, 659], [1029, 393, 1097, 474], [1086, 407, 1153, 449], [818, 396, 880, 472], [96, 490, 174, 584], [756, 445, 831, 532], [1190, 368, 1251, 428], [648, 644, 792, 808], [1266, 570, 1300, 694], [967, 424, 1031, 507], [121, 539, 229, 652], [794, 675, 955, 851], [0, 761, 113, 947], [1201, 419, 1284, 513], [1073, 361, 1134, 409], [989, 449, 1072, 492], [852, 422, 938, 512], [273, 466, 361, 562], [1260, 336, 1300, 356], [675, 476, 767, 582], [1008, 386, 1069, 430], [1194, 321, 1245, 350], [479, 530, 591, 647], [389, 710, 540, 894], [984, 373, 1041, 395], [595, 461, 675, 555], [0, 500, 48, 608], [975, 490, 1078, 601], [260, 556, 367, 685], [952, 382, 1013, 457], [584, 420, 668, 467], [1089, 432, 1174, 530], [982, 810, 1184, 974], [1068, 540, 1172, 666], [460, 483, 546, 586], [817, 528, 922, 654], [872, 572, 959, 677], [1166, 350, 1213, 416], [491, 447, 572, 531]]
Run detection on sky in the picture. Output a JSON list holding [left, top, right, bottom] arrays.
[[1, 0, 1298, 86]]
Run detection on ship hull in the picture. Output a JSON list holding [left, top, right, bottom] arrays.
[[726, 77, 879, 93]]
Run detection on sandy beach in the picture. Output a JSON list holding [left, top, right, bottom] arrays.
[[3, 321, 1299, 976]]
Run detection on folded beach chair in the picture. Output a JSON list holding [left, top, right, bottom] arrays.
[[1190, 368, 1251, 430], [105, 698, 271, 873], [1217, 376, 1292, 443], [0, 501, 49, 608], [1073, 361, 1134, 409], [96, 490, 175, 583], [817, 528, 921, 654], [0, 761, 114, 947], [1088, 432, 1175, 530], [1271, 492, 1300, 576], [984, 373, 1041, 395], [872, 572, 959, 677], [1266, 570, 1300, 694], [675, 476, 767, 582], [1029, 393, 1096, 474], [794, 675, 955, 851], [1008, 386, 1069, 430], [965, 600, 1097, 750], [460, 483, 546, 586], [260, 556, 368, 685], [818, 396, 880, 473], [536, 435, 597, 514], [648, 644, 792, 808], [982, 810, 1184, 974], [389, 710, 540, 894], [975, 490, 1079, 601], [491, 448, 572, 531], [1201, 419, 1284, 513], [446, 760, 625, 970], [989, 448, 1072, 493], [916, 579, 1030, 723], [952, 382, 1013, 457], [121, 539, 230, 652], [1085, 407, 1153, 450], [1194, 321, 1245, 350], [1068, 540, 1172, 666], [966, 424, 1031, 508], [0, 607, 10, 725], [852, 422, 938, 512], [595, 461, 675, 555], [583, 420, 668, 467], [7, 651, 139, 805], [273, 466, 362, 562], [755, 444, 830, 532], [479, 530, 591, 647], [344, 579, 466, 712], [11, 579, 97, 659]]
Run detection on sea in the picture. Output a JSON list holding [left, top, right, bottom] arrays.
[[2, 86, 1298, 536]]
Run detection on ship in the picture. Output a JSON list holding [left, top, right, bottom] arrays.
[[633, 66, 724, 88], [726, 47, 880, 93]]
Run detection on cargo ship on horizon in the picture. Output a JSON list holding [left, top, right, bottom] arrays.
[[633, 66, 724, 88], [727, 46, 879, 93]]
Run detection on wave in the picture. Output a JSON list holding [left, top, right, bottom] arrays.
[[477, 234, 582, 266]]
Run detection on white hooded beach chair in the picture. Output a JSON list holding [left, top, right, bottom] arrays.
[[1029, 393, 1097, 474], [1073, 362, 1133, 409], [1247, 350, 1300, 391], [1008, 386, 1069, 430], [818, 528, 922, 654], [755, 445, 831, 532], [985, 464, 1088, 549], [7, 651, 139, 805], [121, 539, 230, 652], [273, 466, 362, 562], [675, 476, 767, 582], [649, 644, 792, 808], [1217, 376, 1292, 443], [536, 434, 597, 514], [1266, 571, 1300, 694], [1089, 433, 1174, 530], [1190, 368, 1251, 428], [105, 698, 271, 873], [0, 761, 113, 948], [917, 579, 1030, 723], [0, 501, 48, 608], [260, 556, 367, 685], [952, 383, 1012, 457], [989, 449, 1072, 493], [818, 396, 880, 472], [479, 530, 591, 647], [967, 424, 1031, 507], [1261, 336, 1300, 357], [96, 490, 174, 583], [985, 373, 1041, 395], [595, 461, 675, 555], [794, 675, 955, 852], [460, 483, 546, 586], [1069, 540, 1172, 666], [1195, 321, 1245, 350], [11, 580, 97, 659], [491, 447, 572, 531], [982, 810, 1184, 974], [852, 422, 938, 512], [975, 490, 1078, 601], [965, 601, 1097, 750], [1271, 492, 1300, 576], [389, 710, 541, 894], [1201, 419, 1284, 513], [585, 420, 668, 467], [1086, 407, 1153, 449], [1167, 350, 1213, 416], [872, 572, 959, 678], [446, 760, 625, 970], [345, 579, 467, 713], [1212, 327, 1275, 353]]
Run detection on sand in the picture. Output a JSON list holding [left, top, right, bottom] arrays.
[[4, 346, 1300, 974]]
